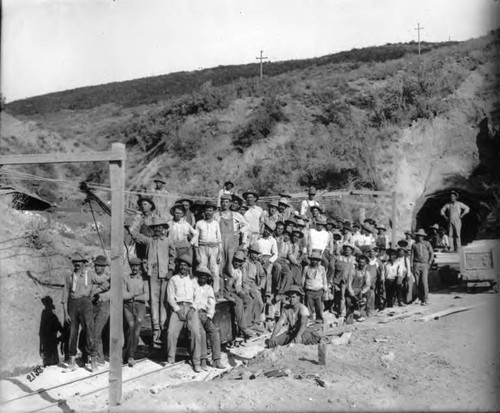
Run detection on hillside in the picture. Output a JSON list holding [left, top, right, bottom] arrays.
[[2, 32, 500, 238]]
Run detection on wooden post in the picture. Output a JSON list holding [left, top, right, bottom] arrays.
[[108, 143, 126, 406], [391, 191, 397, 247]]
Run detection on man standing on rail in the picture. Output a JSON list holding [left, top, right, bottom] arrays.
[[122, 257, 148, 367], [62, 252, 98, 372], [440, 190, 470, 251], [214, 194, 248, 288], [165, 255, 202, 372], [243, 190, 264, 245]]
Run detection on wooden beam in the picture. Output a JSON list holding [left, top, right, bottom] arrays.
[[0, 149, 126, 166], [378, 307, 424, 323], [391, 191, 397, 246], [108, 143, 126, 406], [415, 304, 481, 322], [351, 190, 393, 197]]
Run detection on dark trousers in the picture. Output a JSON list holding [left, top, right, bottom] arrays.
[[273, 327, 321, 346], [68, 297, 95, 358], [123, 300, 146, 360], [413, 263, 429, 303], [305, 289, 324, 321], [199, 310, 221, 362], [224, 288, 252, 331], [345, 290, 374, 316], [385, 278, 403, 307], [93, 301, 110, 363]]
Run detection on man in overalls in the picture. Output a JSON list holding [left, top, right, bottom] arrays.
[[214, 194, 248, 293], [440, 191, 470, 251]]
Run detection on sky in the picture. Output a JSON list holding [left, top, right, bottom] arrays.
[[2, 0, 500, 102]]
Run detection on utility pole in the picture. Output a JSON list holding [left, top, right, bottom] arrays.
[[256, 50, 268, 79], [414, 23, 424, 55]]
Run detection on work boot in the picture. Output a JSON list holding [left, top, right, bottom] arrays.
[[90, 357, 98, 372], [193, 364, 202, 373], [153, 329, 161, 345], [241, 328, 255, 339], [200, 359, 209, 371], [213, 359, 226, 370], [398, 302, 407, 307], [128, 357, 136, 367], [63, 356, 77, 373]]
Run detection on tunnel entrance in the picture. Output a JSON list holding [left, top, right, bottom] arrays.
[[415, 189, 486, 246]]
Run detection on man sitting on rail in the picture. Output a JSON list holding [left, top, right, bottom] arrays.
[[193, 266, 226, 370], [265, 285, 321, 348], [165, 255, 202, 372], [242, 243, 266, 329]]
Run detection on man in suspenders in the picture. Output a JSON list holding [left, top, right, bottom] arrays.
[[214, 194, 249, 294]]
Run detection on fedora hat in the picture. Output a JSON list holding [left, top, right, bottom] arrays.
[[310, 205, 323, 213], [224, 181, 235, 188], [284, 219, 296, 227], [295, 219, 306, 227], [343, 224, 353, 232], [94, 255, 109, 266], [307, 187, 317, 195], [71, 252, 88, 262], [137, 196, 156, 211], [315, 216, 327, 226], [268, 201, 280, 209], [242, 190, 259, 200], [450, 190, 459, 198], [291, 229, 304, 238], [415, 229, 427, 237], [195, 265, 212, 278], [285, 285, 305, 296], [263, 220, 276, 232], [397, 239, 409, 248], [309, 250, 323, 260], [332, 230, 342, 240], [176, 254, 192, 267], [232, 193, 244, 204], [278, 198, 291, 207], [177, 198, 193, 206], [129, 257, 142, 266], [404, 230, 413, 236], [368, 246, 380, 253], [357, 254, 369, 262], [233, 250, 246, 262], [153, 175, 166, 184], [150, 218, 169, 229], [248, 243, 261, 254], [279, 191, 292, 198], [386, 248, 398, 256], [204, 200, 218, 210], [220, 193, 232, 202], [170, 203, 186, 216], [342, 243, 355, 251]]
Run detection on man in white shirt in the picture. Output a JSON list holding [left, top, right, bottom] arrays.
[[165, 255, 202, 372], [217, 181, 235, 208], [300, 186, 320, 217], [440, 190, 470, 251], [257, 221, 279, 298], [195, 201, 222, 295], [382, 249, 404, 308], [350, 223, 365, 247], [243, 190, 264, 245], [168, 204, 198, 269], [149, 175, 172, 220], [302, 250, 328, 323]]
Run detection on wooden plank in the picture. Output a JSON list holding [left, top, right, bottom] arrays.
[[0, 150, 126, 165], [351, 190, 393, 197], [108, 143, 126, 406], [416, 304, 481, 322], [378, 307, 425, 323], [391, 191, 397, 246]]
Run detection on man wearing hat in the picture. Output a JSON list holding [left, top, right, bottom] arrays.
[[217, 181, 235, 209], [375, 225, 389, 250], [168, 204, 198, 267], [62, 252, 98, 372], [302, 250, 328, 323], [397, 241, 414, 304], [123, 257, 148, 367], [331, 243, 357, 320], [195, 201, 222, 295], [130, 196, 161, 261], [214, 193, 249, 282], [128, 216, 174, 344], [257, 220, 279, 298], [440, 190, 470, 251], [342, 222, 354, 245], [382, 249, 405, 308], [90, 255, 111, 365], [428, 223, 440, 249], [192, 267, 225, 370], [410, 229, 434, 306], [263, 200, 283, 226], [243, 190, 264, 245], [150, 174, 172, 220], [193, 200, 206, 223], [346, 255, 373, 321], [307, 216, 335, 283], [166, 255, 202, 372], [266, 286, 321, 348], [176, 198, 196, 227], [404, 231, 415, 249], [436, 226, 450, 251], [242, 243, 266, 327], [350, 223, 364, 247], [230, 193, 244, 212], [224, 251, 255, 338], [278, 197, 296, 221], [367, 247, 385, 310], [300, 186, 321, 218], [288, 229, 306, 282]]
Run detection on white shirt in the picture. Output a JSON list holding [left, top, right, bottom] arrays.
[[167, 274, 196, 311], [244, 205, 264, 233], [257, 236, 278, 263], [308, 228, 331, 254], [193, 280, 216, 319], [195, 219, 221, 245], [168, 219, 198, 246], [300, 199, 320, 216]]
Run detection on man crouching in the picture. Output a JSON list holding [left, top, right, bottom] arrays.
[[165, 255, 202, 372], [265, 286, 321, 348]]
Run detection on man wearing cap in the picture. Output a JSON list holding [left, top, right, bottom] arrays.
[[192, 267, 225, 370], [150, 175, 172, 219], [166, 255, 202, 372], [62, 252, 98, 372], [224, 251, 255, 338], [128, 217, 174, 344], [346, 255, 373, 321], [266, 286, 321, 348], [257, 220, 279, 299], [90, 255, 111, 365], [243, 190, 264, 245], [242, 243, 266, 327], [195, 201, 222, 295], [123, 257, 148, 367], [440, 191, 470, 251], [300, 187, 321, 218], [214, 194, 249, 281], [217, 181, 235, 209], [382, 249, 405, 307], [410, 229, 434, 306], [168, 204, 198, 266], [302, 250, 328, 323]]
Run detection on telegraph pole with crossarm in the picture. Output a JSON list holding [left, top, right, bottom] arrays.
[[256, 50, 268, 79], [415, 23, 424, 55]]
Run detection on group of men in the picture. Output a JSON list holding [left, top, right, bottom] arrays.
[[61, 178, 467, 372]]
